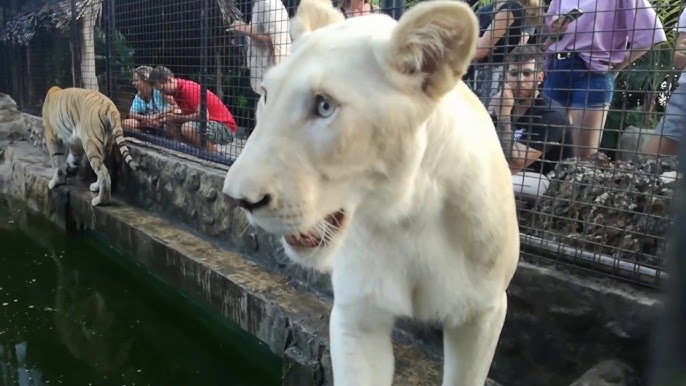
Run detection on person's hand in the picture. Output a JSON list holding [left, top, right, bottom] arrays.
[[227, 20, 248, 35], [549, 16, 571, 40], [143, 114, 160, 126], [141, 117, 153, 127], [498, 85, 515, 115]]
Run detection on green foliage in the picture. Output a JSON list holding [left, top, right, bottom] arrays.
[[94, 27, 135, 80], [237, 96, 249, 108], [473, 0, 494, 9], [603, 0, 684, 150]]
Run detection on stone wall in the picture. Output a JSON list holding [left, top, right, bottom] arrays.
[[0, 93, 30, 142], [111, 135, 662, 386], [0, 142, 445, 386], [0, 94, 664, 386]]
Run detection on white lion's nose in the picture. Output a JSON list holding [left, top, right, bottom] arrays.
[[225, 192, 272, 211], [222, 160, 274, 212]]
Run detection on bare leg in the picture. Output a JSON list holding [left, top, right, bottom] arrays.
[[569, 105, 610, 159], [180, 122, 201, 146], [164, 122, 180, 141], [644, 135, 680, 158], [442, 293, 507, 386], [180, 122, 219, 152]]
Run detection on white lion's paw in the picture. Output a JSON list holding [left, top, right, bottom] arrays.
[[89, 181, 100, 192]]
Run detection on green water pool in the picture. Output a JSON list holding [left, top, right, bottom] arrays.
[[0, 198, 281, 386]]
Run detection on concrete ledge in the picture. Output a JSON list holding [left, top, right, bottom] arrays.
[[0, 140, 445, 385]]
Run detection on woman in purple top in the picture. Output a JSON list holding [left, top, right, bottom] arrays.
[[541, 0, 666, 159]]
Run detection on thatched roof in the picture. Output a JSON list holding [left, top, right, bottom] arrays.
[[1, 0, 244, 46], [1, 0, 102, 46]]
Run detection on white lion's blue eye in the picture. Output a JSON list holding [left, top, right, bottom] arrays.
[[315, 95, 336, 118]]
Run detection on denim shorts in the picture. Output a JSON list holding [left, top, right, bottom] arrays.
[[542, 54, 615, 108]]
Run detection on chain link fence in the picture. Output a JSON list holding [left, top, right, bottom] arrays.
[[0, 0, 682, 288]]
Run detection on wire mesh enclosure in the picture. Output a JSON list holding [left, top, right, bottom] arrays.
[[0, 0, 683, 288]]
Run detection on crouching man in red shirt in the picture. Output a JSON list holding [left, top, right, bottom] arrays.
[[150, 66, 237, 152]]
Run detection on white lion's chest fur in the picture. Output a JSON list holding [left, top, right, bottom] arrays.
[[332, 221, 493, 326], [329, 87, 518, 326]]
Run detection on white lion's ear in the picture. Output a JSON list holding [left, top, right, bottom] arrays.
[[387, 0, 478, 98], [289, 0, 345, 42]]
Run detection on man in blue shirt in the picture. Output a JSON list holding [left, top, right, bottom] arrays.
[[122, 66, 177, 135]]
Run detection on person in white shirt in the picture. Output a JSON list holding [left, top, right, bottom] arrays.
[[643, 7, 686, 158], [228, 0, 291, 94]]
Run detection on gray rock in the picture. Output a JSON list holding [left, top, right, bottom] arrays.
[[186, 171, 200, 192], [282, 346, 322, 386], [569, 360, 639, 386], [200, 184, 217, 203], [536, 153, 677, 268], [0, 119, 27, 141], [617, 126, 651, 162], [174, 164, 187, 183], [0, 109, 22, 123], [0, 93, 18, 111], [0, 94, 28, 142]]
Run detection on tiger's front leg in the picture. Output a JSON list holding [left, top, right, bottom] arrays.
[[45, 131, 67, 190]]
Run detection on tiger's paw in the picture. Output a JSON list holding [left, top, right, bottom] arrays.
[[48, 178, 63, 190]]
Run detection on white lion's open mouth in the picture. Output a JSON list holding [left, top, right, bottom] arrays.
[[284, 210, 346, 249]]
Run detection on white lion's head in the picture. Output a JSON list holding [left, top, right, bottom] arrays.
[[222, 0, 478, 271]]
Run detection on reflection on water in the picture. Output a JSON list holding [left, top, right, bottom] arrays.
[[0, 198, 281, 386]]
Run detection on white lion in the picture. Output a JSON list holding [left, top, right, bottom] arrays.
[[222, 0, 519, 384]]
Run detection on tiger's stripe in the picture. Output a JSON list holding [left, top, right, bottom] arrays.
[[41, 86, 140, 206]]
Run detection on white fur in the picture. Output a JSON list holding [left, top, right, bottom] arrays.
[[222, 1, 519, 385]]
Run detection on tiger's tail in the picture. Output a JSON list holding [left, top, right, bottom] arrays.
[[106, 105, 139, 171]]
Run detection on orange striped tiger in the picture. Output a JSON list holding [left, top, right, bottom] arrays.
[[42, 86, 139, 206]]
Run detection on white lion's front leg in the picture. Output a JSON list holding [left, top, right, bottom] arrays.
[[330, 303, 395, 386], [442, 292, 507, 386]]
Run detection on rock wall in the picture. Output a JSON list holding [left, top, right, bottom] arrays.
[[537, 153, 678, 268], [0, 93, 29, 142]]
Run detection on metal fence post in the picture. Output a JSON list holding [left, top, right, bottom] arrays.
[[69, 0, 80, 88], [105, 0, 114, 98], [199, 0, 209, 151], [380, 0, 405, 20]]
